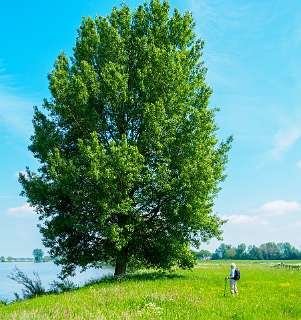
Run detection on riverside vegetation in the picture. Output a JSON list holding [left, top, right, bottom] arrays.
[[0, 261, 300, 320]]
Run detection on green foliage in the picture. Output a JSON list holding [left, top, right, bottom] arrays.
[[49, 279, 77, 293], [20, 0, 231, 277], [32, 249, 44, 263], [0, 300, 8, 306]]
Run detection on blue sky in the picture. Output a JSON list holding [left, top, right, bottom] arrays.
[[1, 0, 301, 257]]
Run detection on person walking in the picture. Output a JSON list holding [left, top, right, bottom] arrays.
[[225, 263, 240, 295]]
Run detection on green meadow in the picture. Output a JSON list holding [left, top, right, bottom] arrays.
[[1, 261, 300, 320]]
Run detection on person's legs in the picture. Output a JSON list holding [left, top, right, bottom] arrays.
[[230, 280, 235, 294], [230, 280, 238, 295], [234, 282, 238, 294]]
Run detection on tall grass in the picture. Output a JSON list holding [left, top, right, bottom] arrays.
[[1, 261, 301, 319], [8, 267, 78, 301], [8, 267, 46, 300]]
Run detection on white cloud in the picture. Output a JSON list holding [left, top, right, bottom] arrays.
[[222, 214, 265, 225], [296, 160, 301, 169], [7, 203, 35, 217], [221, 200, 301, 226], [272, 127, 301, 158], [217, 199, 301, 248], [257, 200, 301, 216]]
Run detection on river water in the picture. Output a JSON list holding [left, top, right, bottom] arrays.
[[0, 262, 113, 302]]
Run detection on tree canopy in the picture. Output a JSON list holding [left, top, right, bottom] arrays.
[[20, 0, 231, 277]]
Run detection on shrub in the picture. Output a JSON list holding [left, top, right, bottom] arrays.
[[8, 267, 46, 299]]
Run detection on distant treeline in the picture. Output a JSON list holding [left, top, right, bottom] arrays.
[[0, 256, 52, 263], [196, 242, 301, 260]]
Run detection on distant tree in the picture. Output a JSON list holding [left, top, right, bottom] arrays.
[[195, 249, 212, 260], [224, 246, 236, 259], [277, 242, 299, 260], [19, 0, 231, 277], [0, 256, 5, 262], [6, 257, 14, 262], [212, 244, 230, 259], [212, 243, 237, 259], [247, 245, 262, 260], [235, 243, 247, 259], [33, 249, 44, 263], [259, 242, 280, 260]]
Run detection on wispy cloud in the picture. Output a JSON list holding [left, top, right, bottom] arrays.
[[223, 214, 266, 225], [0, 88, 34, 134], [187, 0, 252, 31], [216, 200, 301, 249], [257, 200, 300, 217], [221, 200, 301, 225], [271, 126, 301, 158], [7, 203, 35, 217], [0, 62, 35, 136]]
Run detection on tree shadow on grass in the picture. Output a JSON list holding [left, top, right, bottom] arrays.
[[125, 270, 185, 282], [84, 270, 185, 288]]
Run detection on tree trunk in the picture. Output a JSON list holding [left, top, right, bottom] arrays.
[[114, 248, 128, 277]]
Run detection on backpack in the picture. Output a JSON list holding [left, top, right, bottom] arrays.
[[234, 268, 240, 281]]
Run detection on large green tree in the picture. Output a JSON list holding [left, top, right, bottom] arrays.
[[20, 0, 231, 277]]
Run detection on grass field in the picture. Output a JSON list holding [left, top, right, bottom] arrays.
[[1, 261, 300, 320]]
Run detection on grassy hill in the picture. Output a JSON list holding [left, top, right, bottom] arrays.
[[1, 261, 300, 319]]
